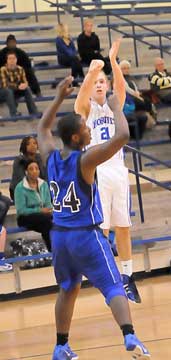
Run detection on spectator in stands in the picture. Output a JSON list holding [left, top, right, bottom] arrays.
[[9, 136, 46, 201], [0, 34, 41, 96], [14, 159, 52, 251], [120, 60, 156, 128], [0, 50, 38, 117], [77, 18, 111, 75], [0, 81, 18, 117], [56, 23, 84, 87], [0, 191, 12, 272], [149, 57, 171, 103], [123, 92, 147, 140]]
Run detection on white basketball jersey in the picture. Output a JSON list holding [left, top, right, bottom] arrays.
[[87, 99, 124, 167]]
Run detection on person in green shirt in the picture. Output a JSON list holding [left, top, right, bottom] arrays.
[[14, 159, 52, 251]]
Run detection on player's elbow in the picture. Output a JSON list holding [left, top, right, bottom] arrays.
[[74, 101, 80, 115], [119, 129, 130, 145]]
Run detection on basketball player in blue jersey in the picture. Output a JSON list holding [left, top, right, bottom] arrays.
[[75, 38, 141, 304], [37, 71, 150, 359]]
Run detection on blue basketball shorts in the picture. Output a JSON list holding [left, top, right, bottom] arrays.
[[50, 226, 126, 305]]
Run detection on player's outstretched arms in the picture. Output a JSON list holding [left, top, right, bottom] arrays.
[[81, 94, 129, 184], [37, 76, 74, 163], [74, 59, 104, 118]]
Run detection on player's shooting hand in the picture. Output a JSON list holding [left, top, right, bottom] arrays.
[[88, 59, 104, 74], [109, 38, 122, 64], [57, 76, 74, 99]]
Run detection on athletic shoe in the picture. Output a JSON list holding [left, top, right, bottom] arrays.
[[0, 258, 12, 272], [122, 274, 141, 304], [52, 342, 78, 360], [0, 227, 12, 272], [124, 334, 150, 359]]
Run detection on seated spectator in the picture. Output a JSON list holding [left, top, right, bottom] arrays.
[[0, 191, 12, 272], [10, 136, 46, 200], [0, 82, 17, 117], [120, 60, 156, 128], [77, 18, 111, 75], [123, 93, 147, 140], [14, 159, 52, 251], [0, 34, 41, 96], [149, 57, 171, 104], [0, 50, 38, 117], [56, 23, 84, 86]]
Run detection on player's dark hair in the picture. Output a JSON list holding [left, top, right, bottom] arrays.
[[57, 112, 82, 145], [19, 136, 38, 155]]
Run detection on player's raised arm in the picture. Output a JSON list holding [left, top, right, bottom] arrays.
[[37, 76, 74, 163], [81, 94, 129, 184], [74, 59, 104, 118], [109, 38, 126, 110]]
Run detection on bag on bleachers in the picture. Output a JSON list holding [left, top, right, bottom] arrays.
[[10, 238, 52, 269]]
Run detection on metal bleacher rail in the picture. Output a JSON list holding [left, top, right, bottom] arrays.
[[98, 18, 171, 66]]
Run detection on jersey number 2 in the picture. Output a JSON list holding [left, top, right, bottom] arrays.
[[50, 181, 81, 213], [100, 127, 110, 140]]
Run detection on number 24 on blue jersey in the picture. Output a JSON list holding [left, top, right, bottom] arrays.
[[50, 181, 81, 213]]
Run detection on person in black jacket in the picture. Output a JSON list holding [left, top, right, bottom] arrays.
[[0, 34, 41, 96], [9, 136, 46, 200], [77, 18, 111, 75]]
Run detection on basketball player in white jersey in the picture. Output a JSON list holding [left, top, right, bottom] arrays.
[[75, 39, 141, 303]]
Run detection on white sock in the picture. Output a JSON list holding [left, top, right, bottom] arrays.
[[121, 260, 133, 277]]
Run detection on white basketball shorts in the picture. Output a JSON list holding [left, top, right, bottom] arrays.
[[97, 164, 131, 229]]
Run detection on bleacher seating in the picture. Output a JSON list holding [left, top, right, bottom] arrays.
[[0, 13, 30, 20], [72, 7, 171, 17], [98, 19, 171, 28], [0, 38, 56, 45], [0, 25, 54, 32], [98, 20, 171, 62]]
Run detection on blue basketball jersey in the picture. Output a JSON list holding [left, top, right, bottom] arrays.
[[47, 149, 103, 228]]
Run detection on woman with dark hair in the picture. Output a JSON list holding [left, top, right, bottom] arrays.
[[9, 136, 46, 200], [14, 159, 52, 251]]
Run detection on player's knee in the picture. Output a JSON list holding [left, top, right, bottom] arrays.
[[105, 285, 126, 306]]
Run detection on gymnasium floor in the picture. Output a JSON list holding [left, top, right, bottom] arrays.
[[1, 275, 171, 360]]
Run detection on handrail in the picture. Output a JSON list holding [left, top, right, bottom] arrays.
[[98, 15, 171, 65], [129, 168, 171, 192], [126, 145, 171, 169], [125, 144, 171, 222], [114, 13, 171, 61]]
